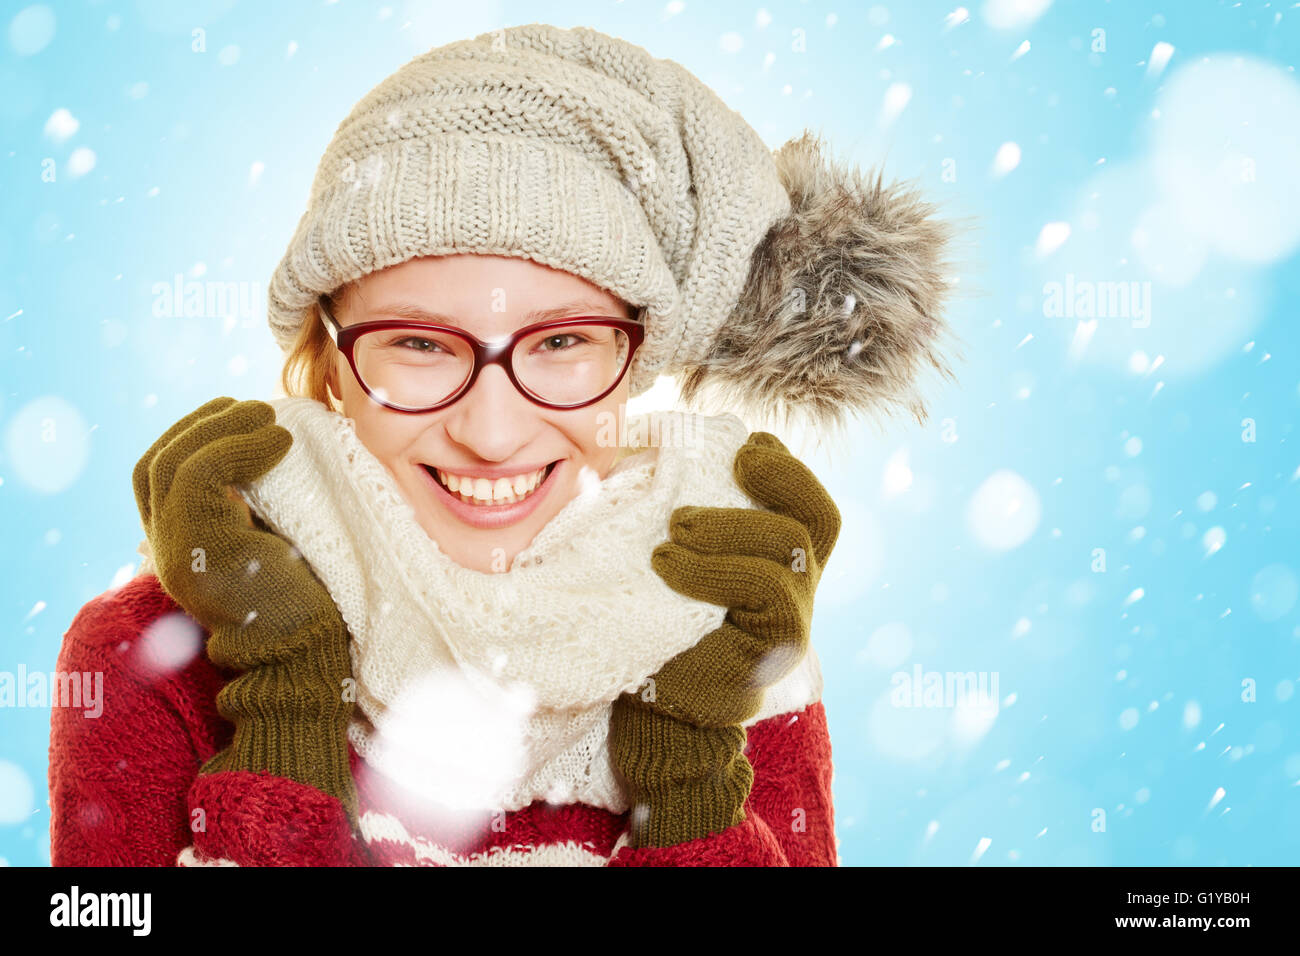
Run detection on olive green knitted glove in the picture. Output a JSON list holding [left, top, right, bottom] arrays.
[[609, 432, 841, 848], [132, 396, 357, 824]]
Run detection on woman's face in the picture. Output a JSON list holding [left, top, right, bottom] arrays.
[[328, 254, 635, 573]]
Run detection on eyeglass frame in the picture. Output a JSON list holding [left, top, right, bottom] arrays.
[[316, 295, 647, 414]]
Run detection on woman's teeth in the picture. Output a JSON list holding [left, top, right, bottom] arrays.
[[432, 463, 551, 506]]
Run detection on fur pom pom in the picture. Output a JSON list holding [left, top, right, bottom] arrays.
[[678, 130, 963, 432]]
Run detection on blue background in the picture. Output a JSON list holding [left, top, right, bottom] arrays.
[[1, 0, 1297, 866]]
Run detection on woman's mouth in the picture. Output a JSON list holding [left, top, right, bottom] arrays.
[[424, 462, 557, 507], [417, 460, 561, 529]]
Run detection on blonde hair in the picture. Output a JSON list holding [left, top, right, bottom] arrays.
[[279, 284, 352, 414]]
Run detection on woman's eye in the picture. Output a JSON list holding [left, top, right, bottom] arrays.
[[396, 337, 440, 352], [541, 334, 580, 350]]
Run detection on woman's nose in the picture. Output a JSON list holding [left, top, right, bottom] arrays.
[[439, 364, 537, 461]]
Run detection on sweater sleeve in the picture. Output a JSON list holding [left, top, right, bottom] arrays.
[[606, 700, 838, 867], [48, 574, 232, 866], [178, 769, 369, 867]]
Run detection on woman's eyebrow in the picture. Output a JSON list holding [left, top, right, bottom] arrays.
[[365, 300, 619, 326]]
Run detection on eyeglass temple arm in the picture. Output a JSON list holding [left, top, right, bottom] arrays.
[[317, 296, 341, 345]]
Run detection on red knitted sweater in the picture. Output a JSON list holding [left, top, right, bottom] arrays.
[[48, 573, 839, 867]]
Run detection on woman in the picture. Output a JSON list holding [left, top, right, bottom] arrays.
[[48, 23, 957, 866]]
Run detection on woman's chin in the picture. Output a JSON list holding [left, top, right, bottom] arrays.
[[410, 477, 573, 572]]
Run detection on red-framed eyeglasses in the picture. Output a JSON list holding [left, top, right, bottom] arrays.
[[317, 296, 646, 414]]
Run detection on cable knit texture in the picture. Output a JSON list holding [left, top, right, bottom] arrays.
[[264, 22, 792, 398], [233, 396, 819, 817], [188, 770, 361, 867]]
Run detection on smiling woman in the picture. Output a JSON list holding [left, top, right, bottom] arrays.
[[49, 21, 958, 868], [284, 254, 647, 570]]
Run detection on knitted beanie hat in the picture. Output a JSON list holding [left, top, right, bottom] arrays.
[[267, 22, 961, 430]]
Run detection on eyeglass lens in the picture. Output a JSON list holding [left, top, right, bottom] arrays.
[[352, 323, 632, 410]]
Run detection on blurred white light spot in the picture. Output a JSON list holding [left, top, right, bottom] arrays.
[[8, 4, 56, 56], [951, 694, 999, 744], [1146, 41, 1174, 78], [365, 669, 535, 810], [1119, 707, 1139, 730], [882, 449, 913, 497], [1202, 526, 1226, 556], [136, 611, 203, 677], [576, 464, 602, 499], [43, 107, 78, 142], [1124, 436, 1142, 457], [879, 82, 912, 128], [982, 0, 1051, 30], [0, 761, 34, 823], [991, 141, 1021, 177], [719, 31, 743, 53], [4, 396, 90, 494], [967, 470, 1040, 551], [1250, 564, 1298, 621], [1151, 55, 1300, 264], [1130, 201, 1209, 286], [1035, 221, 1070, 259], [66, 147, 95, 178], [108, 564, 136, 591], [1068, 319, 1097, 361]]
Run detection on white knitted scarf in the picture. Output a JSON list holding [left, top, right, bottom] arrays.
[[234, 397, 763, 816]]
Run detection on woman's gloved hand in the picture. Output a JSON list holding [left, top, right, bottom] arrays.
[[132, 396, 357, 824], [609, 432, 841, 848]]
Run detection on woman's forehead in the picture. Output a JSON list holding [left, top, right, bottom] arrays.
[[340, 257, 634, 327]]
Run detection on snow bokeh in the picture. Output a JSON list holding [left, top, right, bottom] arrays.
[[3, 396, 90, 494], [0, 761, 35, 823], [1041, 54, 1300, 378], [135, 612, 204, 678], [966, 469, 1041, 551], [1150, 56, 1300, 266], [7, 4, 55, 56]]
